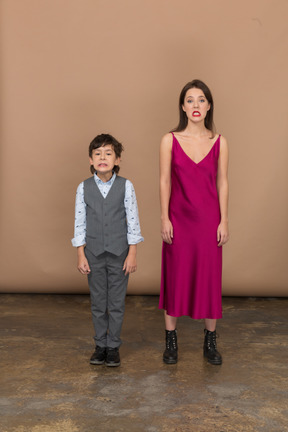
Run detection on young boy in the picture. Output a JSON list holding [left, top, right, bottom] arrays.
[[72, 134, 143, 367]]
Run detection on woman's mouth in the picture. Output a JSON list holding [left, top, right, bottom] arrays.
[[192, 111, 201, 117]]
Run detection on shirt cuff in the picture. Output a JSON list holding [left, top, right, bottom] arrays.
[[71, 235, 86, 247], [127, 234, 144, 245]]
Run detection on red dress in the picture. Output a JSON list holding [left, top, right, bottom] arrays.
[[159, 133, 222, 319]]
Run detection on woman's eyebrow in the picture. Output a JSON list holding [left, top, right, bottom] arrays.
[[186, 96, 206, 99]]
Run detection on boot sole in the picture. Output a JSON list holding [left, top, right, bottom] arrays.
[[207, 360, 222, 365], [204, 355, 222, 365], [163, 358, 178, 364]]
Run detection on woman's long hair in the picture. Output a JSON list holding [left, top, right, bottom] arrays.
[[172, 79, 215, 136]]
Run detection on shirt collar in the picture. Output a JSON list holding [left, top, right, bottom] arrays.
[[94, 171, 116, 186]]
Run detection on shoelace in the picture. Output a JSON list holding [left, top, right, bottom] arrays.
[[207, 332, 218, 350], [166, 333, 177, 350]]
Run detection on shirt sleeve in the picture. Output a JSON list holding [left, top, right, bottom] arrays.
[[124, 180, 144, 245], [71, 182, 87, 247]]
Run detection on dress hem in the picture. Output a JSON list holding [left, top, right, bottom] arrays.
[[158, 306, 222, 320]]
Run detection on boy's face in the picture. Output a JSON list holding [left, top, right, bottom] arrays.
[[89, 144, 120, 179]]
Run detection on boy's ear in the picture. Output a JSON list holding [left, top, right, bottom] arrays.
[[114, 157, 121, 166], [89, 157, 93, 165]]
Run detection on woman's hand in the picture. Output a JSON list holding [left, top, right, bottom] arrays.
[[217, 221, 229, 246], [161, 219, 173, 244]]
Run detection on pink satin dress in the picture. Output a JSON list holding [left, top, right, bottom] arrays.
[[159, 133, 222, 319]]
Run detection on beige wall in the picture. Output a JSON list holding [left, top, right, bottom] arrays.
[[1, 0, 287, 295]]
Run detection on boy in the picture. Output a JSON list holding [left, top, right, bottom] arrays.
[[72, 134, 143, 367]]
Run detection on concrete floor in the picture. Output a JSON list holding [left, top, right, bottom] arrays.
[[0, 295, 287, 432]]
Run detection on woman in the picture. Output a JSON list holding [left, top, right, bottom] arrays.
[[159, 79, 229, 365]]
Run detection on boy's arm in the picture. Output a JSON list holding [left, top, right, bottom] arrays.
[[77, 246, 91, 275], [123, 244, 137, 276], [124, 180, 144, 245], [71, 182, 90, 274], [123, 180, 144, 276], [71, 182, 87, 247]]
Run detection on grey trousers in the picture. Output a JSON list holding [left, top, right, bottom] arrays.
[[85, 248, 129, 349]]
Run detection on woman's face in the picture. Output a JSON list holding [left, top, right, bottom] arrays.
[[182, 88, 210, 123]]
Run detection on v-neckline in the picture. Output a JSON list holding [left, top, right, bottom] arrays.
[[93, 175, 116, 200], [172, 133, 220, 165]]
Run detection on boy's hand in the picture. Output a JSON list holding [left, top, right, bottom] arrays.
[[77, 246, 91, 275], [123, 245, 137, 276], [78, 256, 91, 275]]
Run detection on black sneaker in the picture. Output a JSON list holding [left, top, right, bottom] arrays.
[[90, 346, 106, 365], [105, 348, 121, 367]]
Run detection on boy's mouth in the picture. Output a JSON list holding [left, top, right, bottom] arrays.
[[98, 163, 108, 167]]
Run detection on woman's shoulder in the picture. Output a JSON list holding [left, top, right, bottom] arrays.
[[160, 132, 173, 149], [218, 134, 228, 146], [218, 134, 228, 157]]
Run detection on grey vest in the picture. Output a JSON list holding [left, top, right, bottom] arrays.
[[84, 175, 128, 257]]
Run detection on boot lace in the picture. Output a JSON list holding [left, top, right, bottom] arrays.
[[207, 331, 218, 351], [166, 330, 177, 351]]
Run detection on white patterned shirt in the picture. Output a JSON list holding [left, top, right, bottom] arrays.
[[71, 172, 144, 247]]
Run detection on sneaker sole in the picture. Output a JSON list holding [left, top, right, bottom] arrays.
[[105, 362, 121, 367], [163, 358, 178, 364], [90, 360, 105, 365]]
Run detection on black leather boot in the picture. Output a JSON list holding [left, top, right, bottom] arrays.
[[163, 329, 178, 364], [203, 329, 222, 365]]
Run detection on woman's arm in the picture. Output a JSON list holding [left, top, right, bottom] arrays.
[[160, 133, 173, 244], [216, 136, 229, 246]]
